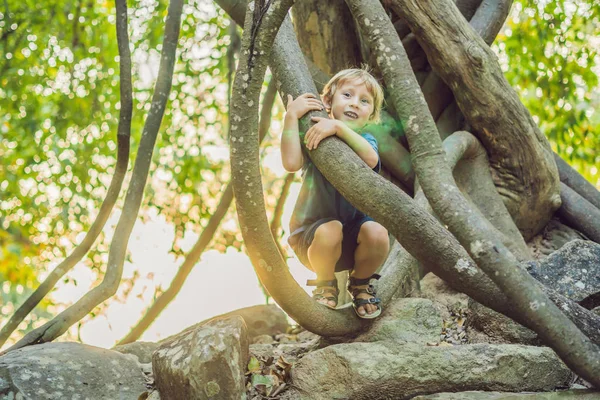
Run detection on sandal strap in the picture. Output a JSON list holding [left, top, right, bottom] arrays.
[[306, 278, 338, 288], [350, 285, 376, 296], [353, 296, 381, 306], [312, 286, 338, 297], [348, 274, 381, 287]]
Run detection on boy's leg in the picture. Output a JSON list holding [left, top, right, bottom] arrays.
[[352, 221, 389, 316], [307, 220, 343, 308]]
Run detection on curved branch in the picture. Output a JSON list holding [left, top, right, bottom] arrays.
[[116, 79, 279, 345], [390, 0, 561, 240], [270, 173, 294, 241], [2, 0, 184, 354], [348, 0, 600, 385], [0, 0, 133, 349], [229, 0, 369, 336], [442, 131, 530, 259], [557, 183, 600, 244], [554, 152, 600, 210]]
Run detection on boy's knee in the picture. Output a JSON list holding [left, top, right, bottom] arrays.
[[358, 222, 389, 250], [312, 220, 343, 249]]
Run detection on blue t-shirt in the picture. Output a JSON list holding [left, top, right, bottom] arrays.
[[288, 133, 381, 237]]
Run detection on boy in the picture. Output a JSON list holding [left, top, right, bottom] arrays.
[[281, 68, 389, 319]]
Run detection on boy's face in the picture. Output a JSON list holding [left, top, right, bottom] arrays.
[[325, 78, 375, 130]]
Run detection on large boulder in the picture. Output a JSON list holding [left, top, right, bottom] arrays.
[[353, 298, 442, 344], [526, 240, 600, 303], [152, 315, 249, 400], [289, 342, 571, 400], [0, 342, 147, 400]]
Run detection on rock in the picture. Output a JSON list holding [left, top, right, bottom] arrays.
[[250, 343, 276, 361], [418, 273, 469, 315], [250, 329, 321, 365], [289, 342, 570, 400], [113, 341, 159, 364], [164, 304, 288, 345], [467, 299, 538, 345], [526, 240, 600, 303], [353, 298, 442, 344], [527, 218, 587, 259], [252, 334, 275, 344], [0, 342, 147, 400], [216, 304, 289, 339], [152, 315, 249, 400], [417, 273, 468, 323], [413, 389, 600, 399]]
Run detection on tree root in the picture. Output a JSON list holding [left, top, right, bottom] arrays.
[[555, 153, 600, 210], [557, 183, 600, 244], [388, 0, 561, 239], [349, 0, 600, 385]]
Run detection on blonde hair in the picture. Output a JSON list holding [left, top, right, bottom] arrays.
[[321, 67, 384, 123]]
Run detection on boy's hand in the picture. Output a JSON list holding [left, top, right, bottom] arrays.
[[305, 117, 339, 150], [285, 93, 323, 120]]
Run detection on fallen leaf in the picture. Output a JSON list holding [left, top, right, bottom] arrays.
[[247, 356, 261, 375], [276, 355, 292, 373]]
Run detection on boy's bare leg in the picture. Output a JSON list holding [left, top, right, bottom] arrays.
[[352, 221, 389, 316], [307, 220, 343, 308]]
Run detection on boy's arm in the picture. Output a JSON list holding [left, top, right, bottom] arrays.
[[335, 123, 379, 169], [281, 113, 304, 172], [281, 93, 323, 172], [306, 117, 379, 169]]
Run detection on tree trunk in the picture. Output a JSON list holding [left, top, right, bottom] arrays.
[[292, 0, 361, 75]]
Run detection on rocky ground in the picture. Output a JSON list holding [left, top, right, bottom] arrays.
[[1, 238, 599, 399]]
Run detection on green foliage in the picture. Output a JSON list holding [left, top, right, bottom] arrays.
[[496, 0, 600, 185], [0, 0, 251, 334]]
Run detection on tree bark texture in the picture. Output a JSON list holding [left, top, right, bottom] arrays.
[[387, 0, 562, 240], [347, 0, 600, 384], [441, 131, 530, 260], [216, 0, 600, 345], [554, 153, 600, 211], [228, 0, 371, 336], [557, 183, 600, 244], [0, 0, 133, 349], [292, 0, 361, 75], [2, 0, 184, 354]]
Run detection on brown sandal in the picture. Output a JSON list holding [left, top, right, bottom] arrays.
[[348, 274, 382, 319], [306, 278, 339, 310]]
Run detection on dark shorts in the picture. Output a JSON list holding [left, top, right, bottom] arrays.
[[288, 216, 374, 272]]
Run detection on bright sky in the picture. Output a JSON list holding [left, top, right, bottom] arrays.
[[48, 176, 314, 348]]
